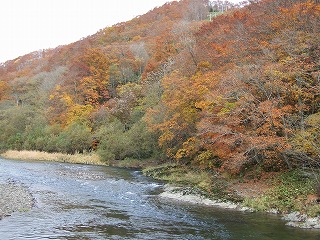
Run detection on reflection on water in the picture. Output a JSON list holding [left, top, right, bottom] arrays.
[[0, 158, 319, 240]]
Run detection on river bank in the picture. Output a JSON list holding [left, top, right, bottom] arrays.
[[143, 164, 320, 229], [1, 150, 320, 229], [159, 184, 320, 229], [0, 150, 105, 221], [1, 150, 106, 166], [0, 181, 34, 220], [159, 184, 252, 211]]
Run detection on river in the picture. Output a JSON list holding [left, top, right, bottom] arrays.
[[0, 158, 319, 240]]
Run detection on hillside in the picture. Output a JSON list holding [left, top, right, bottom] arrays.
[[0, 0, 319, 214]]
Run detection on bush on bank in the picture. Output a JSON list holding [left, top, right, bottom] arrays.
[[244, 170, 320, 216]]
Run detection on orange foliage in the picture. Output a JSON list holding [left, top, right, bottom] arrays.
[[0, 81, 11, 101], [1, 0, 319, 177]]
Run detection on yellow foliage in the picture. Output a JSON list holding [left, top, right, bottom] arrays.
[[174, 137, 199, 160], [292, 112, 320, 158], [117, 82, 142, 98], [65, 104, 94, 126], [61, 93, 73, 106], [194, 100, 211, 110], [158, 131, 175, 147]]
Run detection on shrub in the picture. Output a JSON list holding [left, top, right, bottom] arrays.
[[55, 122, 92, 154], [96, 119, 160, 163], [96, 120, 128, 162]]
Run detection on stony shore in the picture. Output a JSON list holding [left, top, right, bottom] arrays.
[[159, 185, 253, 211], [0, 181, 34, 220], [160, 184, 320, 229], [282, 211, 320, 229]]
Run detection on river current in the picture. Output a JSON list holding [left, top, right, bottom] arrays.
[[0, 158, 319, 240]]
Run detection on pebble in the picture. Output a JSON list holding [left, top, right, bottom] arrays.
[[0, 181, 34, 219], [282, 211, 320, 229]]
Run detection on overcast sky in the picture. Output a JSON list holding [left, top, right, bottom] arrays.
[[0, 0, 174, 63]]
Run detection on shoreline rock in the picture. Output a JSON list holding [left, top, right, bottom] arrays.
[[282, 212, 320, 229], [0, 180, 34, 220], [159, 184, 320, 229], [159, 184, 253, 212]]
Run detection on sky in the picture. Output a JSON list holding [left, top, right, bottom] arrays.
[[0, 0, 174, 63]]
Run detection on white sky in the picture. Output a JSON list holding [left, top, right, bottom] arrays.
[[0, 0, 173, 63]]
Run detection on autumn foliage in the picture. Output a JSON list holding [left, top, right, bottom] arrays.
[[0, 0, 319, 177]]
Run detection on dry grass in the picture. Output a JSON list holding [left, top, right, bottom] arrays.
[[1, 150, 107, 166]]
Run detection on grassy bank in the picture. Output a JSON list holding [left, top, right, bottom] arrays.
[[143, 163, 242, 202], [108, 157, 160, 169], [143, 163, 320, 218], [1, 150, 106, 166], [244, 170, 320, 217]]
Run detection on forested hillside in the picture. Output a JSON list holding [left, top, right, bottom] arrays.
[[0, 0, 319, 181]]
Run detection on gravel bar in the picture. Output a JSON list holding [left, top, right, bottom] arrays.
[[0, 181, 34, 219]]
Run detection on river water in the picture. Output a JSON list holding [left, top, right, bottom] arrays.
[[0, 158, 319, 240]]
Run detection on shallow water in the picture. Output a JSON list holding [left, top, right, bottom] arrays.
[[0, 158, 319, 240]]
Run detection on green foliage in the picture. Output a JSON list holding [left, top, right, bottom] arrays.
[[55, 122, 92, 154], [244, 170, 316, 213], [22, 116, 51, 151], [306, 204, 320, 217], [0, 106, 37, 150], [0, 105, 92, 154], [7, 133, 24, 150], [96, 120, 128, 162], [96, 118, 160, 163], [125, 119, 159, 159]]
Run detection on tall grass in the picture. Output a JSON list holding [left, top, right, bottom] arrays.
[[1, 150, 106, 166]]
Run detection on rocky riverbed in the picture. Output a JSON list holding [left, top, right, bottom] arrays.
[[0, 180, 34, 220]]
